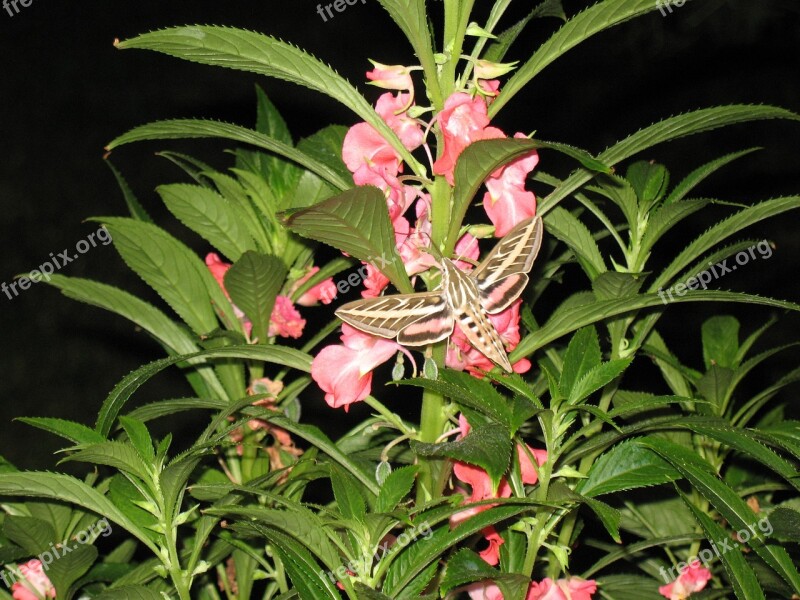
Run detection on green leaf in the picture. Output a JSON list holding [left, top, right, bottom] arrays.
[[398, 370, 536, 434], [559, 326, 601, 399], [702, 316, 740, 370], [157, 183, 254, 261], [98, 217, 235, 337], [626, 160, 669, 210], [91, 586, 167, 600], [638, 198, 710, 267], [439, 549, 500, 594], [511, 290, 800, 362], [3, 516, 56, 555], [65, 441, 152, 482], [594, 574, 665, 600], [483, 0, 567, 63], [354, 584, 393, 600], [224, 251, 286, 342], [490, 0, 678, 117], [577, 440, 680, 497], [680, 493, 765, 600], [376, 466, 418, 513], [650, 196, 800, 291], [569, 359, 632, 404], [113, 27, 422, 175], [119, 417, 155, 463], [47, 544, 98, 599], [283, 186, 412, 293], [543, 207, 607, 280], [638, 437, 800, 594], [157, 150, 215, 186], [108, 119, 350, 192], [665, 148, 761, 205], [16, 418, 106, 446], [104, 160, 152, 222], [296, 125, 351, 188], [0, 473, 158, 554], [263, 529, 341, 600], [768, 507, 800, 542], [267, 416, 379, 496], [329, 464, 366, 522], [412, 423, 512, 489], [95, 345, 312, 437], [543, 106, 800, 213], [252, 85, 300, 197]]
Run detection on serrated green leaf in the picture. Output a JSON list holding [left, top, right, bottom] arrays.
[[512, 290, 800, 362], [329, 464, 366, 522], [95, 345, 311, 438], [638, 437, 800, 594], [578, 440, 680, 497], [283, 186, 412, 293], [483, 0, 566, 63], [98, 217, 235, 337], [702, 315, 740, 370], [543, 106, 800, 214], [569, 359, 632, 404], [119, 417, 155, 463], [665, 148, 761, 205], [113, 27, 422, 175], [224, 251, 286, 343], [105, 160, 152, 223], [157, 183, 254, 261], [0, 473, 158, 554], [109, 119, 350, 192], [490, 0, 677, 117], [16, 418, 106, 446], [3, 516, 56, 555], [560, 326, 601, 398], [595, 574, 665, 600], [376, 466, 418, 513], [412, 423, 511, 489], [543, 207, 607, 280], [65, 441, 152, 482], [680, 493, 765, 600], [47, 544, 98, 599], [439, 548, 499, 594], [93, 586, 171, 600]]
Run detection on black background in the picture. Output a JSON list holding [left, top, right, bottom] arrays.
[[1, 0, 798, 470]]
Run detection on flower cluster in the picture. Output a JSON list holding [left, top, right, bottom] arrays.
[[8, 560, 55, 600], [312, 62, 539, 409], [465, 576, 597, 599]]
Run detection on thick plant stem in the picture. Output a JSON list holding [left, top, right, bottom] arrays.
[[416, 343, 448, 503]]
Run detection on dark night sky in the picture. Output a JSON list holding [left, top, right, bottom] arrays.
[[1, 1, 798, 470]]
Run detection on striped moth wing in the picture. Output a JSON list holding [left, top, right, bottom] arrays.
[[335, 292, 455, 346], [472, 215, 544, 314]]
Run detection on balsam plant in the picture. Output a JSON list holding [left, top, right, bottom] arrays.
[[1, 1, 799, 599]]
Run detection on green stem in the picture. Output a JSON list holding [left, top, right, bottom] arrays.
[[416, 343, 448, 503]]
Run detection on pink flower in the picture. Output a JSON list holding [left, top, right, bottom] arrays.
[[466, 581, 505, 600], [453, 232, 481, 271], [478, 526, 504, 566], [360, 263, 391, 298], [446, 299, 531, 376], [433, 92, 504, 185], [312, 324, 405, 409], [366, 61, 415, 92], [659, 561, 712, 599], [291, 266, 337, 306], [268, 296, 306, 339], [374, 92, 424, 151], [343, 122, 402, 179], [205, 252, 231, 291], [527, 577, 597, 600], [11, 560, 56, 600], [483, 133, 539, 237]]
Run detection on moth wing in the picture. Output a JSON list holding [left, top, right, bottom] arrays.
[[479, 273, 529, 314], [335, 292, 454, 345], [472, 215, 544, 289]]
